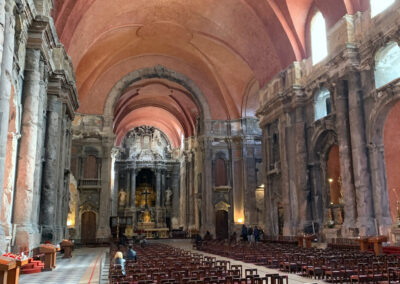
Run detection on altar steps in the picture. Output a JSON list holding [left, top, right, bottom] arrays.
[[21, 258, 45, 274]]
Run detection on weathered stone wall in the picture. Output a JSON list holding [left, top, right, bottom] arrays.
[[257, 3, 400, 240], [0, 0, 78, 253]]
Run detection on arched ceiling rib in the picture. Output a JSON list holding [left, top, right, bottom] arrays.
[[54, 0, 368, 144]]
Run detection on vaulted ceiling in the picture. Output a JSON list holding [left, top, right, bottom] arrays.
[[53, 0, 369, 146]]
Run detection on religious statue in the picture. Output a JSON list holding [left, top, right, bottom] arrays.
[[165, 188, 173, 206], [119, 190, 127, 207]]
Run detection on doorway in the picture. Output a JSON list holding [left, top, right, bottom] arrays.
[[81, 211, 96, 244], [215, 210, 229, 239]]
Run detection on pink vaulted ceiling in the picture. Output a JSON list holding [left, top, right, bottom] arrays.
[[53, 0, 368, 143]]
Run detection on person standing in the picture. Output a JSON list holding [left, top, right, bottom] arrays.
[[247, 226, 253, 243], [241, 224, 248, 242], [114, 251, 126, 275]]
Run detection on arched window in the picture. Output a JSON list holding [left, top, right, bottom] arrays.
[[374, 41, 400, 89], [370, 0, 395, 17], [311, 11, 328, 65], [215, 158, 227, 186], [314, 88, 331, 121], [84, 155, 98, 179]]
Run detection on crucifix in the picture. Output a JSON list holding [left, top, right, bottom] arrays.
[[141, 186, 152, 209]]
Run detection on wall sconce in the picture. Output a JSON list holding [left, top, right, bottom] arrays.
[[328, 178, 333, 183]]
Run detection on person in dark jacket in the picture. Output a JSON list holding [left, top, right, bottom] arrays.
[[126, 245, 137, 261], [241, 224, 248, 242]]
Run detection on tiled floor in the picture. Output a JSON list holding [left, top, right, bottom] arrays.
[[19, 247, 107, 284], [161, 239, 326, 284]]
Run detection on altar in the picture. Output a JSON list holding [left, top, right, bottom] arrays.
[[113, 126, 180, 232]]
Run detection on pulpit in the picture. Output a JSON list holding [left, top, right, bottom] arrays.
[[0, 256, 17, 284], [356, 237, 370, 252], [60, 240, 74, 258], [40, 244, 57, 271], [368, 236, 388, 255], [297, 234, 316, 248]]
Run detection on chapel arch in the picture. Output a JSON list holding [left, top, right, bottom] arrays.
[[311, 130, 343, 230], [104, 65, 212, 135]]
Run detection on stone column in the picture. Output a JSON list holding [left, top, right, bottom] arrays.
[[96, 143, 112, 238], [171, 165, 180, 229], [55, 108, 67, 242], [130, 169, 136, 207], [347, 71, 376, 236], [161, 170, 166, 206], [334, 80, 357, 236], [294, 95, 311, 229], [0, 1, 14, 252], [156, 169, 161, 207], [13, 49, 43, 251], [40, 95, 62, 242], [112, 164, 118, 216], [0, 0, 13, 204], [368, 144, 392, 235], [125, 170, 130, 208]]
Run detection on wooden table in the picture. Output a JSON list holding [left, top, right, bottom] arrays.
[[356, 237, 370, 252], [60, 240, 74, 258], [297, 234, 316, 248], [39, 244, 57, 271], [0, 256, 17, 284], [368, 236, 388, 255]]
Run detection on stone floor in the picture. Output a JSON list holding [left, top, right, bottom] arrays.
[[161, 239, 326, 284], [19, 240, 326, 284], [19, 247, 107, 284]]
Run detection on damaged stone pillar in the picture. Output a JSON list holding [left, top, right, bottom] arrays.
[[96, 143, 112, 238], [0, 0, 14, 253], [294, 93, 311, 230], [40, 95, 62, 242], [13, 49, 43, 251], [347, 71, 376, 236], [334, 79, 357, 236]]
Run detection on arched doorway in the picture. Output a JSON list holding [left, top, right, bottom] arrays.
[[215, 210, 229, 240], [384, 101, 400, 223], [81, 211, 96, 243]]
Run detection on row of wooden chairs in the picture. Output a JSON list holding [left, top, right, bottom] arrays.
[[199, 240, 400, 283], [109, 243, 290, 284]]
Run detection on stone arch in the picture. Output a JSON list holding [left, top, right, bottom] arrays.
[[367, 82, 400, 233], [310, 129, 338, 227], [104, 65, 212, 134]]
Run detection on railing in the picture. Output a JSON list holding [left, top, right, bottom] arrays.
[[79, 179, 101, 188]]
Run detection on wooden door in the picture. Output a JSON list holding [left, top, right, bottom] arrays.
[[215, 210, 229, 240], [81, 211, 96, 243]]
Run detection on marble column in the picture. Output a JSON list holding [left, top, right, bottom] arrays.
[[347, 71, 376, 236], [0, 1, 14, 252], [39, 95, 62, 241], [13, 49, 43, 251], [156, 169, 161, 207], [130, 169, 136, 207], [334, 80, 357, 236]]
